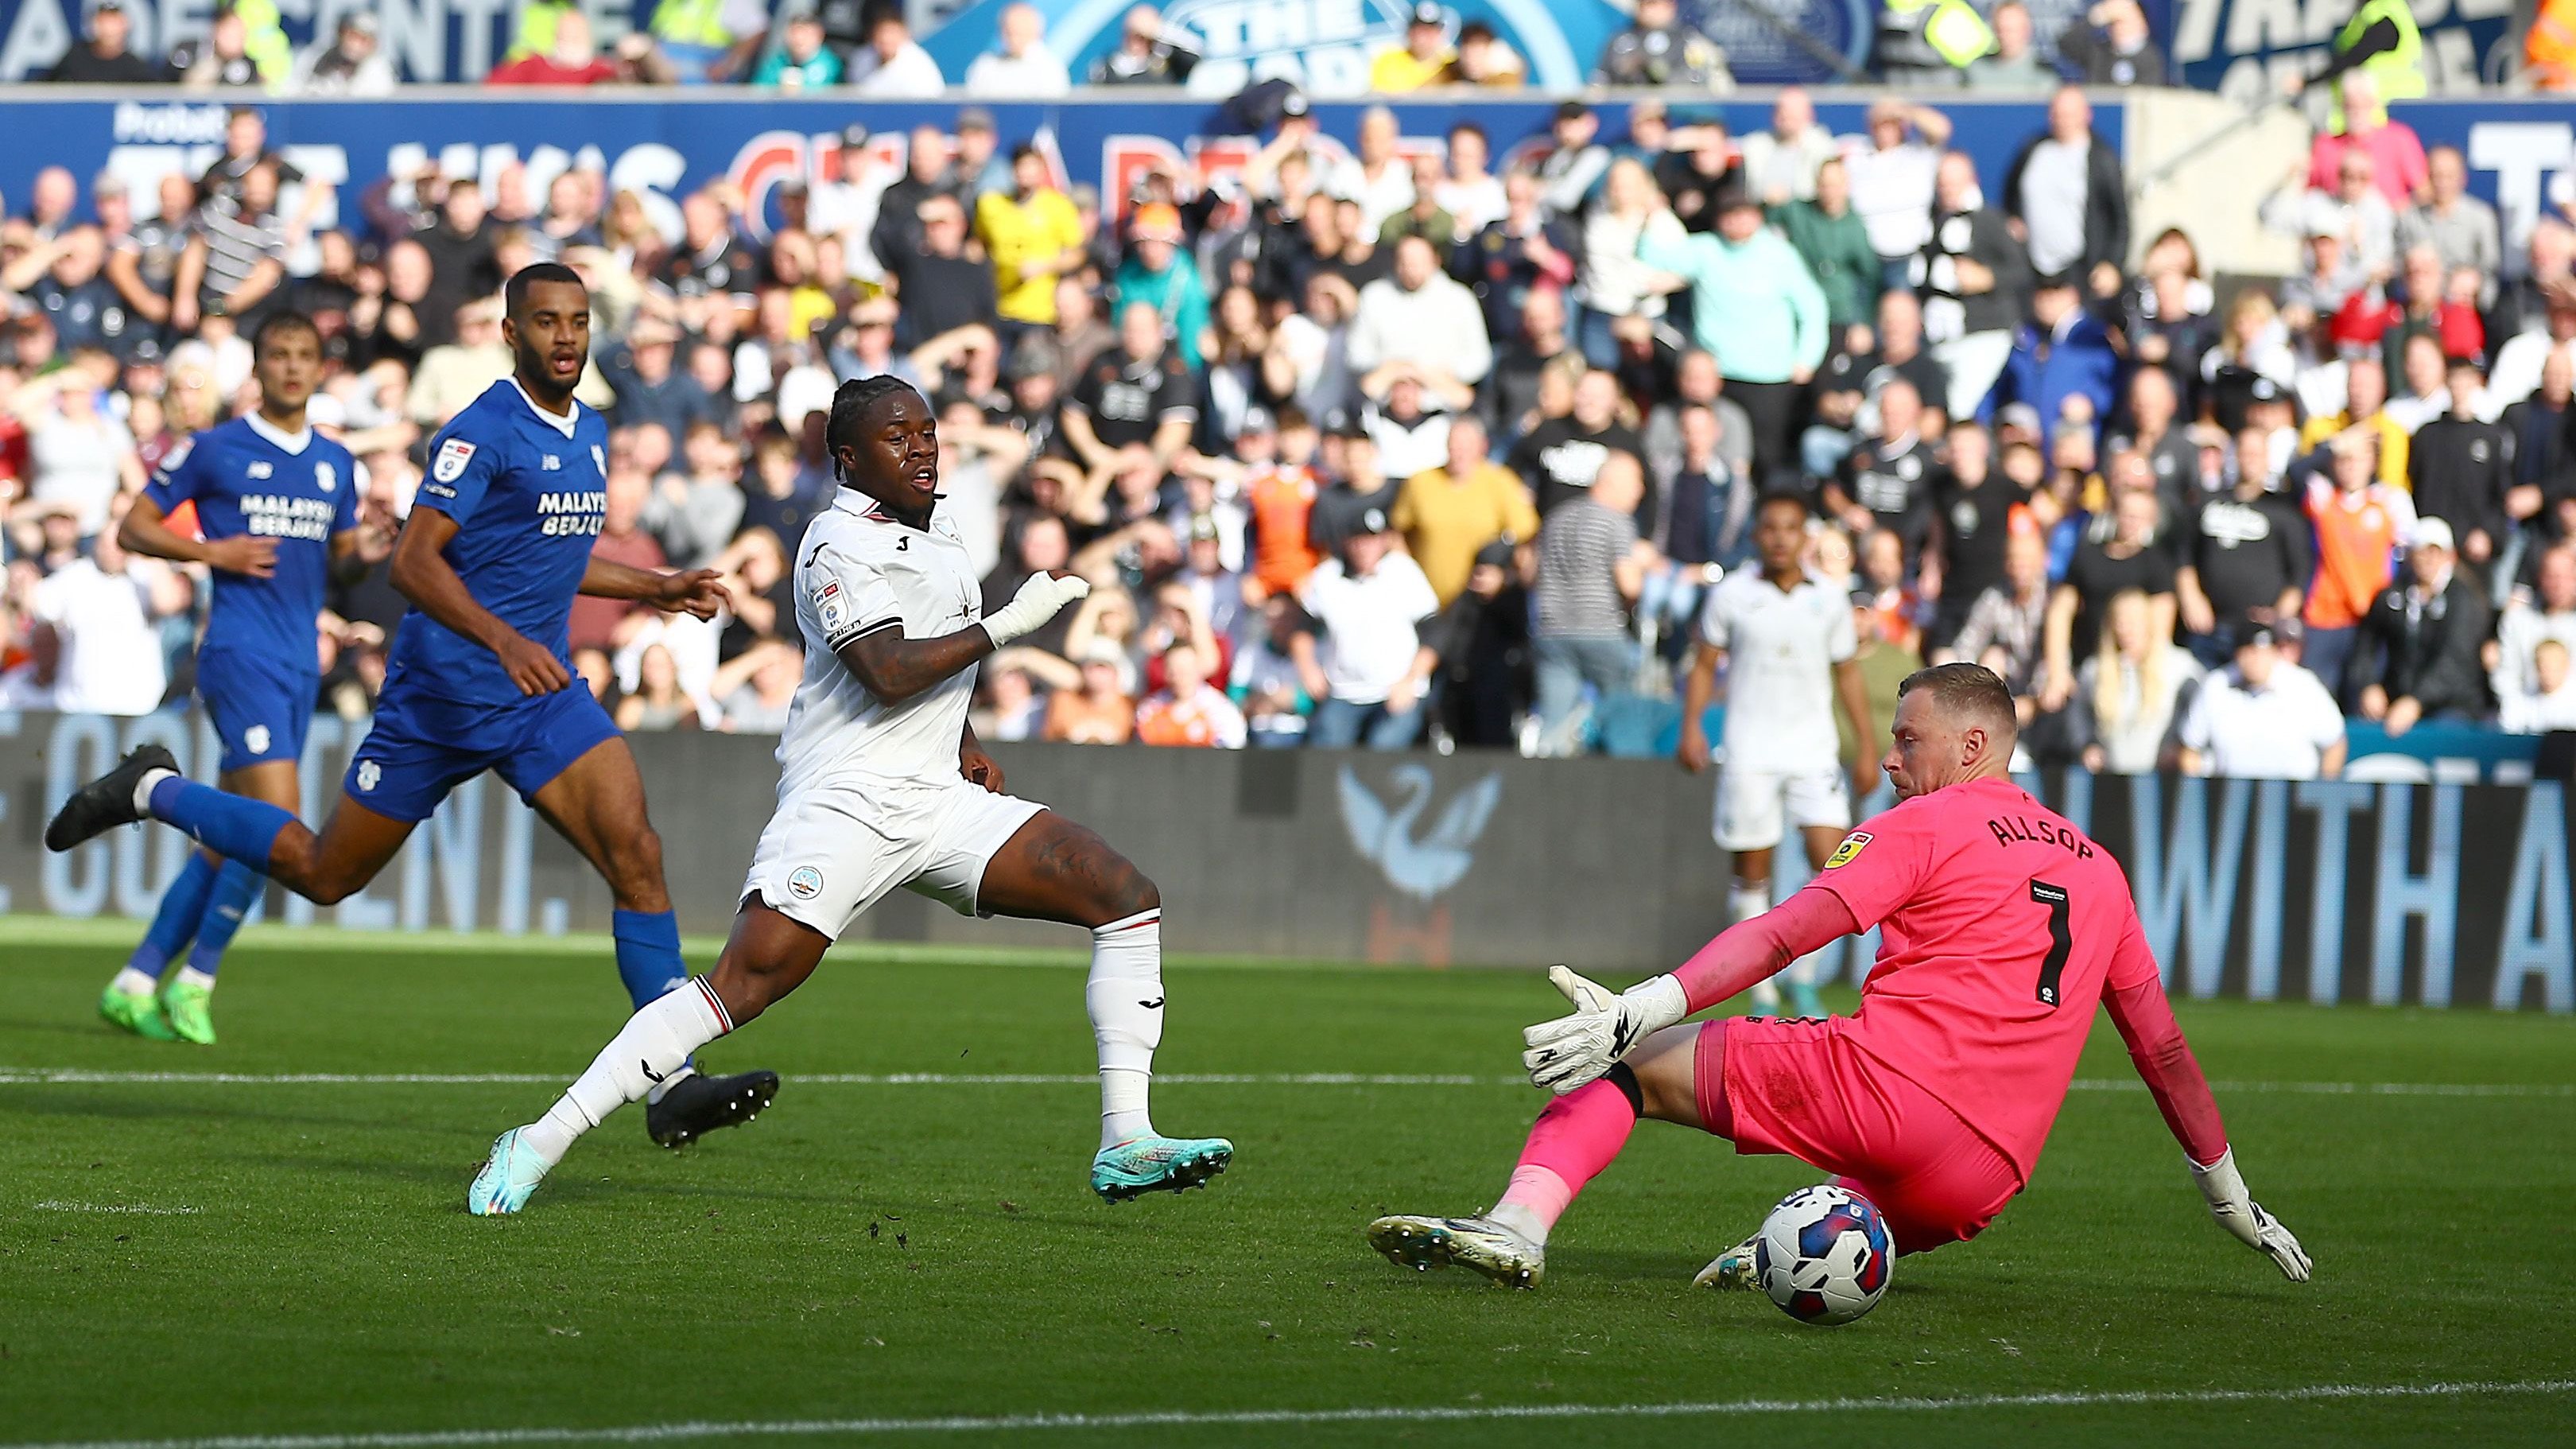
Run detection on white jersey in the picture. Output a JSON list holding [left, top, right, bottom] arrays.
[[1697, 567, 1855, 775], [779, 490, 983, 794]]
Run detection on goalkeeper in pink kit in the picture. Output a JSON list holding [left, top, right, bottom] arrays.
[[1368, 662, 2312, 1291]]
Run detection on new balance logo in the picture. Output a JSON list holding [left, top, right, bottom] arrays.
[[1139, 996, 1166, 1010], [641, 1060, 666, 1085]]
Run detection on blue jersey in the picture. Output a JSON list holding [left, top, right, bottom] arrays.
[[391, 380, 611, 707], [143, 412, 359, 670]]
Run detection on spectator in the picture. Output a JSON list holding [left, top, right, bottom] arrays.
[[1088, 4, 1194, 84], [1846, 100, 1952, 285], [291, 10, 396, 93], [1529, 450, 1650, 752], [405, 296, 511, 426], [1371, 2, 1455, 92], [2068, 587, 2203, 772], [2004, 87, 2131, 299], [1825, 376, 1936, 557], [2397, 146, 2501, 307], [2409, 354, 2520, 571], [10, 356, 145, 537], [177, 5, 281, 88], [1456, 170, 1575, 351], [1965, 0, 2053, 91], [1434, 122, 1507, 238], [1135, 640, 1249, 747], [1441, 18, 1526, 84], [870, 126, 961, 274], [753, 8, 844, 88], [2300, 429, 2415, 702], [1228, 594, 1316, 748], [2355, 516, 2491, 735], [658, 189, 761, 336], [2492, 221, 2574, 344], [1641, 400, 1744, 647], [1999, 274, 2120, 451], [1046, 639, 1140, 743], [887, 193, 999, 348], [2489, 288, 2576, 413], [1914, 150, 2030, 423], [45, 0, 162, 82], [1732, 90, 1832, 208], [1511, 367, 1643, 517], [1348, 233, 1493, 400], [2500, 639, 2576, 732], [2344, 243, 2481, 379], [1391, 415, 1537, 606], [2305, 72, 2428, 210], [2176, 627, 2346, 778], [571, 468, 666, 655], [2299, 353, 2411, 488], [25, 500, 184, 714], [1642, 189, 1828, 486], [2500, 348, 2573, 533], [1297, 507, 1441, 750], [1378, 154, 1462, 252], [1064, 301, 1195, 480], [2175, 429, 2310, 665], [173, 161, 285, 336], [617, 643, 710, 732], [1570, 159, 1686, 370], [610, 316, 716, 442], [2058, 0, 2167, 86], [1593, 0, 1730, 87], [2493, 540, 2576, 701], [965, 2, 1070, 95], [713, 640, 803, 733], [1111, 203, 1212, 371], [2043, 482, 2174, 711], [848, 10, 944, 95], [646, 0, 771, 82], [645, 419, 748, 569], [1770, 157, 1882, 335], [1535, 101, 1612, 222]]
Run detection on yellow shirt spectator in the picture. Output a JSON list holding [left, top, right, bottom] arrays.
[[1370, 44, 1454, 92], [976, 182, 1084, 327], [2299, 409, 2411, 491], [1391, 453, 1541, 604]]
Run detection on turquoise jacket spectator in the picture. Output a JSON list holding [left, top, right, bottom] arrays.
[[1111, 254, 1212, 371], [1639, 223, 1829, 385], [1768, 200, 1883, 334], [753, 47, 843, 87]]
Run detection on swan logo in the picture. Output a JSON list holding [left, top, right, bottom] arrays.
[[1336, 764, 1502, 903]]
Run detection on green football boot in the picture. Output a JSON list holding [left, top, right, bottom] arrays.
[[1090, 1134, 1233, 1202], [160, 977, 216, 1046], [99, 981, 180, 1042]]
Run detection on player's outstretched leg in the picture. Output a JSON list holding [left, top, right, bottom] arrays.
[[976, 814, 1232, 1201], [1369, 1024, 1706, 1288], [471, 903, 823, 1214], [530, 738, 782, 1148]]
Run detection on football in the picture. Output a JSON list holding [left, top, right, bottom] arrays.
[[1755, 1184, 1895, 1326]]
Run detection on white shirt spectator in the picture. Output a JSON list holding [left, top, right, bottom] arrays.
[[1328, 160, 1418, 236], [964, 47, 1070, 96], [1434, 175, 1507, 236], [33, 557, 168, 715], [2500, 677, 2576, 733], [1846, 141, 1942, 259], [848, 39, 946, 96], [2485, 336, 2570, 414], [28, 410, 137, 537], [1346, 273, 1492, 387], [1298, 553, 1439, 704], [2494, 595, 2576, 699], [2178, 658, 2345, 779]]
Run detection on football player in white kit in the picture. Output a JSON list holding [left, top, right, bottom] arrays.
[[467, 377, 1234, 1214], [1675, 491, 1878, 1019]]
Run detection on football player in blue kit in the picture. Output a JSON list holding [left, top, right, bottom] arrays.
[[99, 311, 378, 1045], [51, 263, 780, 1147]]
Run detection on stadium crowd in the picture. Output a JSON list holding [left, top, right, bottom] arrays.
[[3, 60, 2575, 776]]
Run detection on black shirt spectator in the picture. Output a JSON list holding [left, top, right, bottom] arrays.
[[2409, 362, 2519, 562], [885, 195, 998, 348], [2058, 0, 2168, 87], [1511, 370, 1643, 516], [2178, 480, 2310, 639], [413, 191, 497, 348], [1067, 340, 1194, 455], [1830, 422, 1939, 556], [44, 0, 163, 82], [2358, 524, 2493, 724], [1925, 425, 2023, 644]]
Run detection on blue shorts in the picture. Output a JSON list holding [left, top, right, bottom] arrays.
[[198, 646, 320, 775], [345, 682, 622, 824]]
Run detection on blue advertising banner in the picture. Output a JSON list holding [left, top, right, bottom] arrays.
[[2388, 98, 2576, 258], [2171, 0, 2523, 104], [0, 93, 2085, 244]]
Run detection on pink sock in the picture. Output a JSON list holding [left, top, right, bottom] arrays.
[[1489, 1078, 1638, 1242]]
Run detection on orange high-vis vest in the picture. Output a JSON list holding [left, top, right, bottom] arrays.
[[2531, 0, 2576, 88], [2305, 483, 2405, 631]]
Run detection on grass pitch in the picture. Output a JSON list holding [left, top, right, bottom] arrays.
[[2, 919, 2572, 1448]]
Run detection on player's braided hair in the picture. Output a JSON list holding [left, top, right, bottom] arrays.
[[248, 309, 320, 360], [825, 375, 926, 483]]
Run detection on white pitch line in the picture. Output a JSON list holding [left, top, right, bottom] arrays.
[[0, 1068, 2569, 1097], [3, 1378, 2570, 1449], [29, 1200, 201, 1215]]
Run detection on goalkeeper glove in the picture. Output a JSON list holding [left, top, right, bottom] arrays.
[[1520, 966, 1688, 1096], [2187, 1148, 2312, 1282], [983, 571, 1091, 647]]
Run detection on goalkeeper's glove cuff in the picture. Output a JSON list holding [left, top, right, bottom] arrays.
[[1623, 974, 1690, 1043]]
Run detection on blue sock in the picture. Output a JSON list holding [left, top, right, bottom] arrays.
[[149, 777, 293, 868], [611, 908, 689, 1010], [184, 860, 266, 979], [127, 852, 219, 981]]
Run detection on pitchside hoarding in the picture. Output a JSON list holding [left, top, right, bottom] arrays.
[[2, 709, 2567, 1011]]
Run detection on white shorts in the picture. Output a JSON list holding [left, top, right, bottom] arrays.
[[1713, 765, 1852, 853], [740, 775, 1048, 940]]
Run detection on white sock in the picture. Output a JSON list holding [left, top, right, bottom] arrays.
[[112, 966, 157, 996], [134, 767, 177, 815], [1486, 1200, 1549, 1245], [520, 978, 731, 1167], [174, 965, 216, 993], [1087, 908, 1164, 1149]]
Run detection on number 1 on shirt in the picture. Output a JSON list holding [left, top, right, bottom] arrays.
[[2030, 880, 2072, 1008]]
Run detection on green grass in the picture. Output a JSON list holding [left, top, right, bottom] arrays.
[[2, 921, 2572, 1447]]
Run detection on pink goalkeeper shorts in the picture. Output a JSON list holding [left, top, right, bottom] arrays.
[[1696, 1016, 2023, 1255]]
